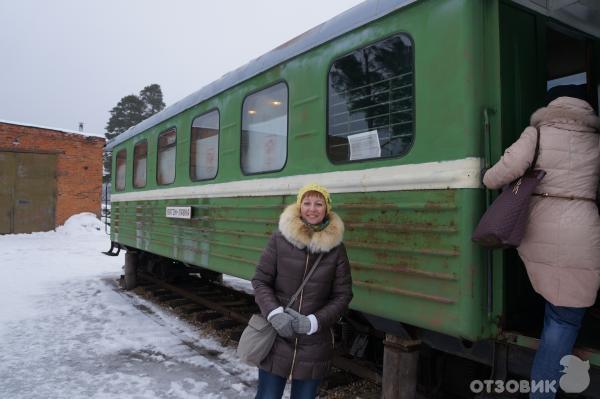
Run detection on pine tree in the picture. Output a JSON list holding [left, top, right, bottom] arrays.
[[140, 84, 165, 119], [105, 95, 146, 140], [103, 84, 166, 180]]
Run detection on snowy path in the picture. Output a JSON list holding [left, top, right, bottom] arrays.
[[0, 214, 257, 399]]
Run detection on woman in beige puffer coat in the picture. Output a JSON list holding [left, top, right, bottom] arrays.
[[483, 93, 600, 398]]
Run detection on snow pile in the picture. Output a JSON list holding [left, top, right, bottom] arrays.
[[222, 275, 254, 294], [56, 212, 103, 234]]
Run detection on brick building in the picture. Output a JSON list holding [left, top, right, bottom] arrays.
[[0, 121, 105, 234]]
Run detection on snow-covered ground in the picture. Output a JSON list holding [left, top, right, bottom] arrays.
[[0, 213, 259, 399]]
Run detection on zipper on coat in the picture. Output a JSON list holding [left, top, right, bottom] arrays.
[[288, 251, 310, 380], [330, 327, 335, 349]]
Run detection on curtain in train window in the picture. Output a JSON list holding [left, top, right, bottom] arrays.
[[133, 140, 147, 188], [327, 34, 414, 163], [157, 128, 176, 185], [115, 149, 127, 191], [241, 83, 288, 174], [190, 110, 219, 180]]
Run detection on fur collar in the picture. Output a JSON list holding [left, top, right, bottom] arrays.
[[530, 97, 600, 131], [278, 203, 344, 253]]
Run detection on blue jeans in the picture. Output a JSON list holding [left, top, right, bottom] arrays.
[[255, 368, 321, 399], [530, 301, 586, 399]]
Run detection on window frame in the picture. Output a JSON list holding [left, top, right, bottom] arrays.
[[189, 108, 220, 182], [132, 139, 148, 189], [325, 32, 416, 165], [156, 127, 177, 186], [114, 148, 127, 192], [239, 80, 290, 176]]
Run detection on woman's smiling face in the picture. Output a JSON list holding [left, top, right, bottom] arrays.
[[300, 192, 326, 225]]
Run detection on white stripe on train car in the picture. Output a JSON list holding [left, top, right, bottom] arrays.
[[110, 157, 483, 202]]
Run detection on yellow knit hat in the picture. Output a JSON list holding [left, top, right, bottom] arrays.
[[296, 183, 332, 214]]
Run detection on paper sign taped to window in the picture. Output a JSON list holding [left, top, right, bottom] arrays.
[[348, 130, 381, 160]]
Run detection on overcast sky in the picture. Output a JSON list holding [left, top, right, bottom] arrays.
[[0, 0, 364, 136]]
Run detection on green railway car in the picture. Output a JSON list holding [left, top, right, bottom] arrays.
[[105, 0, 600, 394]]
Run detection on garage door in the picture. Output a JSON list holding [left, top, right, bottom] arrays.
[[0, 152, 57, 234]]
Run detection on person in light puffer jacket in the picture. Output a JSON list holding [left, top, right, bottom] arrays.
[[483, 86, 600, 399], [252, 183, 353, 399]]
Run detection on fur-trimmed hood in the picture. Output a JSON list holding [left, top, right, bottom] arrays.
[[530, 96, 600, 131], [278, 203, 344, 253]]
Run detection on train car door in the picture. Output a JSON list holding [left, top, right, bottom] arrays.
[[499, 0, 600, 357], [498, 1, 547, 337]]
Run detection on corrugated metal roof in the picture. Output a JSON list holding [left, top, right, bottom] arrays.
[[105, 0, 417, 151]]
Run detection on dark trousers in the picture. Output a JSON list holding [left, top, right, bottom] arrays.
[[255, 368, 321, 399]]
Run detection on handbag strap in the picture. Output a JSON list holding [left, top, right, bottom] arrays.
[[528, 127, 541, 172], [285, 253, 324, 308]]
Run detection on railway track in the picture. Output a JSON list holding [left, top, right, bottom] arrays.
[[126, 271, 382, 399]]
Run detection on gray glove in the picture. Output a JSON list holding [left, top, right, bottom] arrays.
[[269, 312, 294, 338], [285, 308, 311, 335]]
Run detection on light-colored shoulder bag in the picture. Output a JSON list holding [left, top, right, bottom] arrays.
[[237, 253, 324, 366]]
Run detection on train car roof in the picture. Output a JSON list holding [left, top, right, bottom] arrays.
[[105, 0, 418, 151], [105, 0, 600, 151]]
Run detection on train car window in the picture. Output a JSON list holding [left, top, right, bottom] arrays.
[[327, 34, 414, 163], [157, 128, 176, 185], [241, 82, 288, 174], [190, 110, 219, 180], [115, 149, 127, 191], [133, 140, 147, 188]]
